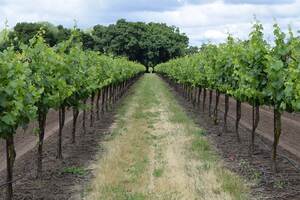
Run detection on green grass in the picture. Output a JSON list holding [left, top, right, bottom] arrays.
[[62, 166, 87, 176], [191, 138, 218, 162], [153, 168, 164, 177], [150, 75, 250, 199], [102, 185, 146, 200], [128, 156, 149, 182], [217, 169, 249, 200]]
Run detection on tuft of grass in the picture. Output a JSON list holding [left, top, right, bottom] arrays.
[[273, 178, 286, 189], [217, 169, 249, 200], [147, 123, 155, 129], [153, 168, 164, 177], [197, 161, 212, 171], [102, 185, 146, 200], [128, 156, 149, 182], [191, 138, 218, 163], [193, 128, 206, 136], [239, 159, 262, 183], [62, 166, 87, 176]]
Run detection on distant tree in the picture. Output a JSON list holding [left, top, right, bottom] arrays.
[[9, 22, 57, 46], [3, 22, 71, 50], [0, 29, 10, 51], [78, 31, 96, 50], [92, 25, 108, 52], [1, 20, 190, 70], [92, 19, 189, 72], [56, 25, 71, 43], [185, 46, 199, 55]]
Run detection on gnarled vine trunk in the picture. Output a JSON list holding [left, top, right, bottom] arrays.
[[209, 90, 213, 117], [71, 107, 79, 144], [6, 134, 16, 200], [96, 90, 101, 120], [37, 109, 47, 178], [197, 87, 202, 106], [250, 102, 260, 154], [223, 94, 229, 133], [272, 107, 282, 172], [202, 88, 207, 111], [101, 87, 106, 113], [57, 106, 65, 159], [235, 100, 241, 142], [214, 90, 220, 125], [82, 99, 87, 134], [90, 92, 95, 127]]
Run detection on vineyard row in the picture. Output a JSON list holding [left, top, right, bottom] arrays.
[[0, 31, 144, 200], [156, 22, 300, 173]]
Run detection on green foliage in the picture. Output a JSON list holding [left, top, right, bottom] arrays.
[[265, 24, 292, 111], [62, 166, 87, 176], [1, 20, 189, 71], [0, 29, 144, 140], [156, 21, 300, 113], [6, 22, 71, 48], [0, 47, 40, 138], [92, 19, 189, 69], [153, 168, 164, 177], [21, 34, 73, 114]]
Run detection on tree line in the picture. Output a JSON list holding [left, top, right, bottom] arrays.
[[0, 19, 194, 72]]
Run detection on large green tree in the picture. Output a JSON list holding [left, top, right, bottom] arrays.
[[1, 20, 189, 70], [0, 22, 71, 50], [92, 19, 189, 71]]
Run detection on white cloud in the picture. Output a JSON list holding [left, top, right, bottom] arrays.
[[131, 0, 300, 45], [1, 0, 300, 45]]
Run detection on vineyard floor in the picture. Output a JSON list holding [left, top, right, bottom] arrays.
[[0, 109, 74, 172], [164, 77, 300, 199], [213, 92, 300, 161], [0, 74, 299, 199], [85, 74, 249, 200]]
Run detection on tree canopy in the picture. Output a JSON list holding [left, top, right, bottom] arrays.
[[92, 19, 189, 71], [0, 19, 189, 71]]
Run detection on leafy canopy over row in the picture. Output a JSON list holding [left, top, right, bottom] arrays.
[[156, 22, 300, 113], [0, 30, 144, 141]]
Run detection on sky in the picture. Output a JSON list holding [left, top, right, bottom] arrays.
[[1, 0, 300, 46]]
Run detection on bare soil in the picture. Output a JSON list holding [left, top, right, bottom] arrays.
[[165, 81, 300, 200], [0, 98, 125, 199], [216, 93, 300, 159], [0, 109, 74, 172]]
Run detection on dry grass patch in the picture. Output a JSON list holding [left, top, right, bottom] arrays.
[[84, 74, 250, 200]]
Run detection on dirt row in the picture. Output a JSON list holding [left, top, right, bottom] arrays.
[[215, 93, 300, 160], [0, 97, 127, 199], [165, 80, 300, 200], [0, 109, 73, 172]]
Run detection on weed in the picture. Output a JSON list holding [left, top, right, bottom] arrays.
[[239, 159, 262, 183], [63, 166, 86, 176], [217, 169, 249, 200], [153, 168, 164, 177], [273, 178, 286, 189]]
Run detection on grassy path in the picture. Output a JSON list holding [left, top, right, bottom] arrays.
[[85, 74, 250, 200]]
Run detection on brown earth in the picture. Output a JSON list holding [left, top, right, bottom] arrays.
[[0, 97, 124, 199], [165, 80, 300, 200], [216, 93, 300, 160], [0, 109, 73, 172]]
